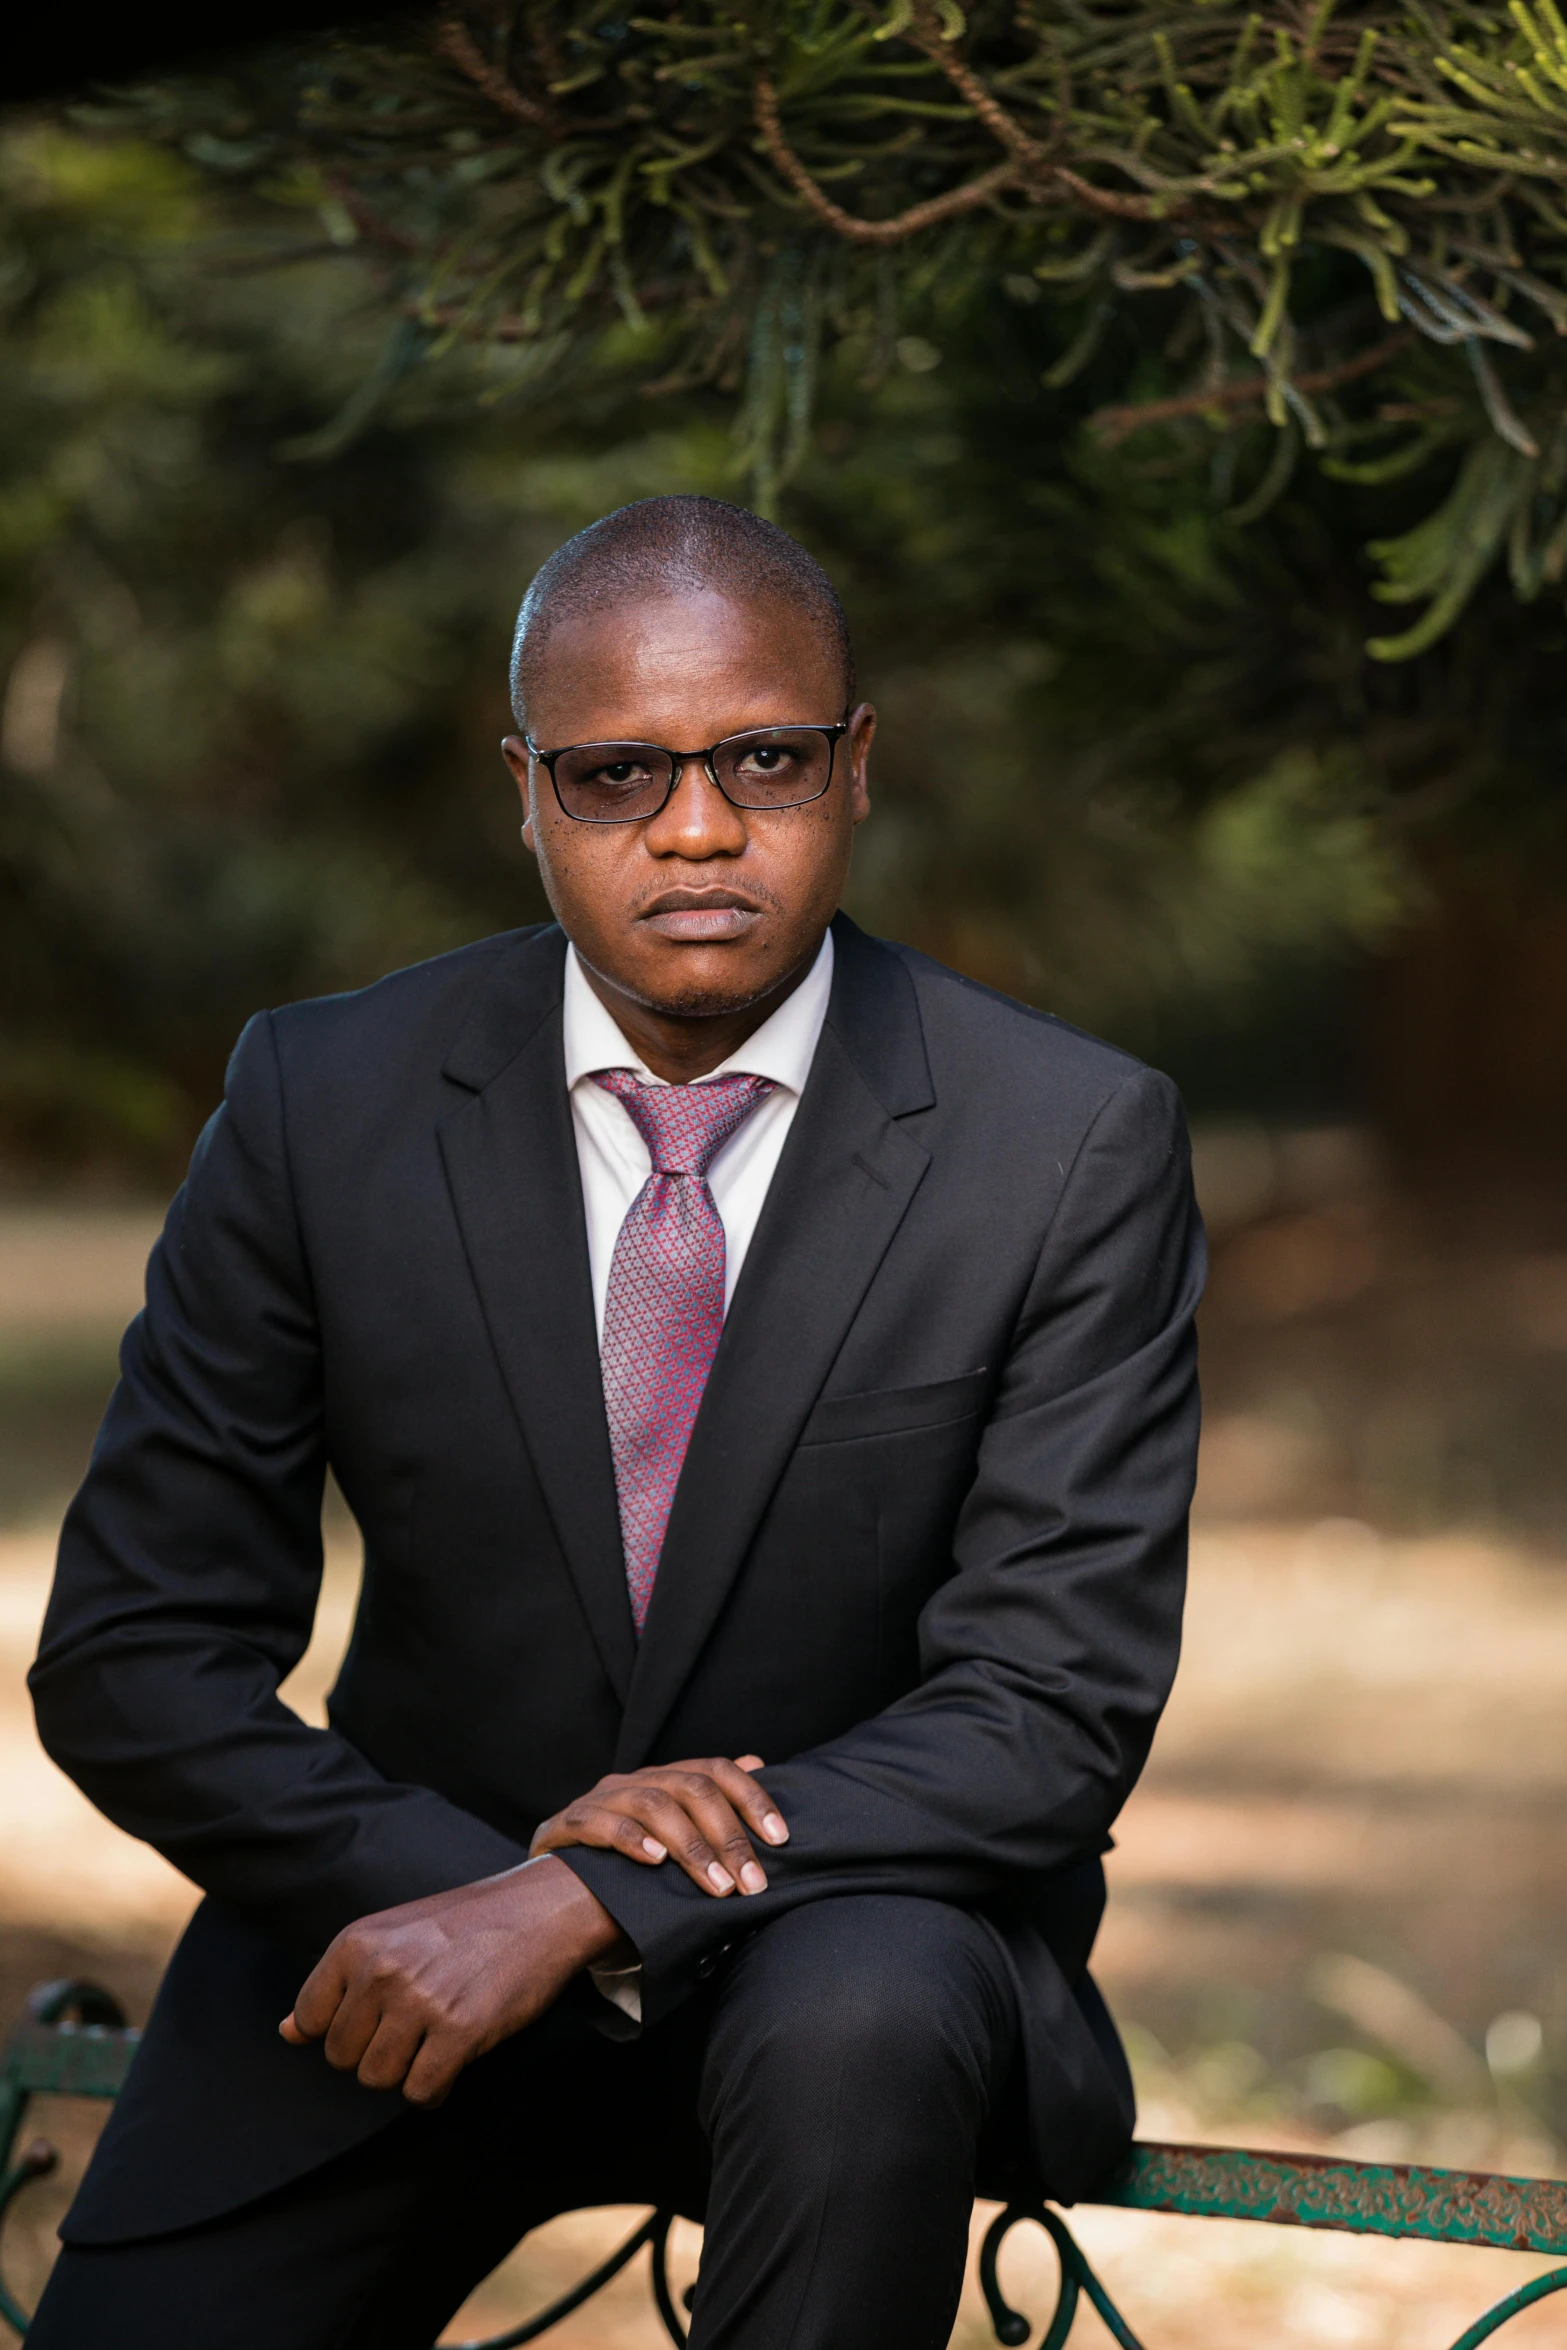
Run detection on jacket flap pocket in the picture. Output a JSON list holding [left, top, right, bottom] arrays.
[[799, 1368, 989, 1446]]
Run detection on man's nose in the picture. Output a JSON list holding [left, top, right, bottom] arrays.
[[643, 755, 749, 856]]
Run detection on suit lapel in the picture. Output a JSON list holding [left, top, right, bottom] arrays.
[[614, 919, 935, 1768], [437, 929, 637, 1702]]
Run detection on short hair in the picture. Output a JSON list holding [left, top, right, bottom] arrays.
[[510, 495, 854, 729]]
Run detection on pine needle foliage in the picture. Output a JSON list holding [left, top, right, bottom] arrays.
[[99, 0, 1567, 654], [1, 123, 1434, 1165]]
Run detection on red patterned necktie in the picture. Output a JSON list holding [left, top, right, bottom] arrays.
[[593, 1069, 777, 1632]]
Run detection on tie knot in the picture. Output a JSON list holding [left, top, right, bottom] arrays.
[[593, 1069, 776, 1178]]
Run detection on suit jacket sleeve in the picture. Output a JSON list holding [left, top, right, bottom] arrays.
[[28, 1012, 529, 1955], [563, 1064, 1205, 2025]]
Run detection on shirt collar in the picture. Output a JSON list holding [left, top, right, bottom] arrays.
[[562, 926, 834, 1096]]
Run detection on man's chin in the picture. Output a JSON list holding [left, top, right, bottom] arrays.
[[642, 970, 782, 1022], [589, 936, 800, 1024]]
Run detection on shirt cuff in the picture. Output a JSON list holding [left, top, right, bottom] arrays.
[[588, 1955, 644, 2024]]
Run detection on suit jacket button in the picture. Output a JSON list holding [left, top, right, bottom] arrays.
[[695, 1952, 719, 1979]]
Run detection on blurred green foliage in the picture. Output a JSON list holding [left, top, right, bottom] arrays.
[[0, 126, 507, 1165], [4, 114, 1563, 1174]]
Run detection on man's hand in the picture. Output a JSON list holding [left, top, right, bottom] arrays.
[[278, 1854, 624, 2107], [529, 1753, 788, 1896]]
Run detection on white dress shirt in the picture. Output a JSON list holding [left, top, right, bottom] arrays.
[[563, 927, 834, 1337], [561, 927, 834, 2019]]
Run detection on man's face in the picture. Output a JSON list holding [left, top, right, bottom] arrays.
[[502, 588, 873, 1020]]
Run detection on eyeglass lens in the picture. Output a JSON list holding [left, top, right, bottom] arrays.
[[551, 727, 835, 821]]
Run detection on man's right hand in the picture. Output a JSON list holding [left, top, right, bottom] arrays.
[[530, 1754, 789, 1896]]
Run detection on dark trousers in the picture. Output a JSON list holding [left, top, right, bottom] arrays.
[[30, 1896, 1020, 2350]]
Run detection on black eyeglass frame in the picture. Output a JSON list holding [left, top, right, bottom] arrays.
[[525, 719, 853, 825]]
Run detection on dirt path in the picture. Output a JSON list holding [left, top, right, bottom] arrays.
[[3, 1521, 1565, 2346]]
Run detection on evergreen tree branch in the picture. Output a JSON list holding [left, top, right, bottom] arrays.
[[907, 18, 1180, 222], [435, 12, 556, 132], [1090, 330, 1417, 447], [753, 75, 1019, 243]]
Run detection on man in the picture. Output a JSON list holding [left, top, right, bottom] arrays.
[[28, 495, 1202, 2346]]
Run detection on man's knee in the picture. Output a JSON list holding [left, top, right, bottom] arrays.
[[700, 1897, 1016, 2149]]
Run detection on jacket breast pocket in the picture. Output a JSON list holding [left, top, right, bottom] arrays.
[[797, 1367, 990, 1447]]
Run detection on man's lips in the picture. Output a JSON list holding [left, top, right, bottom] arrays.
[[638, 892, 765, 942]]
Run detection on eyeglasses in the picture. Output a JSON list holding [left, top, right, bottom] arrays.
[[526, 721, 850, 825]]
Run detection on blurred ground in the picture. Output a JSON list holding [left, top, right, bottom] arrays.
[[1, 1143, 1565, 2346]]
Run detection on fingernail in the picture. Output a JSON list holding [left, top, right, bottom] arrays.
[[740, 1861, 767, 1895], [643, 1838, 668, 1860], [707, 1862, 735, 1893], [762, 1813, 788, 1844]]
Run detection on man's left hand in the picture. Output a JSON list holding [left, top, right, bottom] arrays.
[[279, 1853, 625, 2106]]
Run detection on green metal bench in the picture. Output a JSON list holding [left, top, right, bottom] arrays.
[[3, 1980, 1564, 2348]]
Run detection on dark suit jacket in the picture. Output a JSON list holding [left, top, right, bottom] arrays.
[[30, 914, 1203, 2242]]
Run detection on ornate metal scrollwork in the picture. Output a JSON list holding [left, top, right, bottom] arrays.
[[976, 2198, 1567, 2350], [447, 2209, 687, 2349], [2, 1992, 1564, 2350]]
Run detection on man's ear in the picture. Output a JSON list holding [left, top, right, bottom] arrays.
[[847, 702, 875, 826], [501, 736, 538, 857]]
